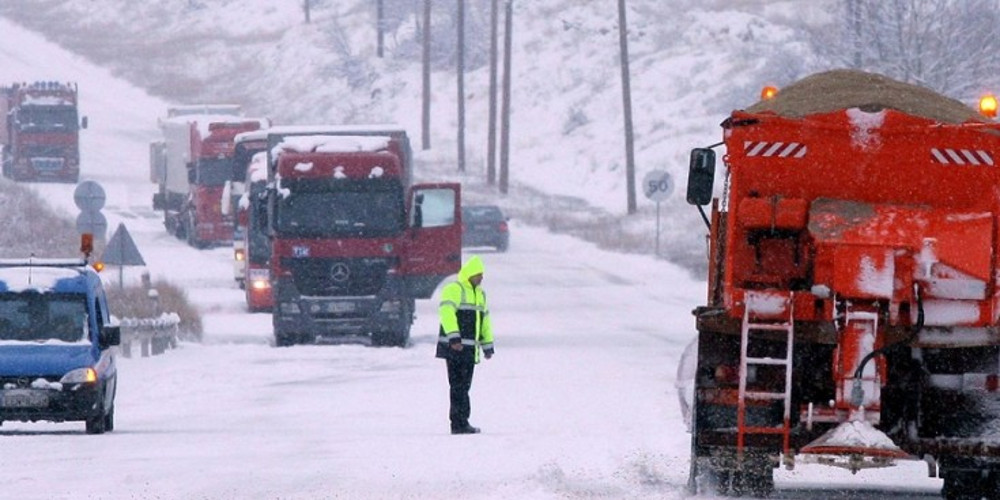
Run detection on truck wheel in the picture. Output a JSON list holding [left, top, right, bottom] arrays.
[[274, 331, 297, 347], [373, 326, 410, 348], [942, 468, 986, 500], [731, 465, 774, 498], [186, 217, 204, 249], [688, 457, 730, 496]]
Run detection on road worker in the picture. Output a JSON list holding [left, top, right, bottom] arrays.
[[436, 255, 494, 434]]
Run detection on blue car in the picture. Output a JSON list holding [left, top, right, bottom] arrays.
[[461, 205, 510, 252], [0, 259, 120, 434]]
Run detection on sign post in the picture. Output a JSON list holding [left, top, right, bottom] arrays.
[[642, 170, 673, 257]]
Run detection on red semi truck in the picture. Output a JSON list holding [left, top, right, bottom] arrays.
[[236, 135, 272, 312], [0, 81, 87, 183], [230, 129, 270, 290], [150, 105, 267, 248], [264, 126, 461, 347]]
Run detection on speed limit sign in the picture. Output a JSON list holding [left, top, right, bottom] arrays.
[[643, 170, 673, 202]]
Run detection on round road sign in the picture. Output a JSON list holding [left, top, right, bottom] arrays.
[[643, 170, 674, 202], [74, 180, 106, 211], [76, 209, 108, 238]]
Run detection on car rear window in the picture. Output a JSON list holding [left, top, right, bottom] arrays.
[[463, 206, 504, 221]]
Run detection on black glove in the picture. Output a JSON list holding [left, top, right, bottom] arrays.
[[484, 347, 494, 359]]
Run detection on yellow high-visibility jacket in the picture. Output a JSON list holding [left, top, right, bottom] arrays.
[[436, 255, 493, 363]]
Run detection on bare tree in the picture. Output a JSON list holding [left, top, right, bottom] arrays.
[[814, 0, 1000, 97]]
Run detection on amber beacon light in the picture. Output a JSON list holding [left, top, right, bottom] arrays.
[[760, 85, 779, 100], [979, 93, 998, 118]]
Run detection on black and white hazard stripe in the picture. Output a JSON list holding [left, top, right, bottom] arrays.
[[744, 141, 807, 158], [930, 148, 995, 166]]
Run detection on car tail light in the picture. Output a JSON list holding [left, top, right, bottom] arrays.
[[498, 221, 508, 232]]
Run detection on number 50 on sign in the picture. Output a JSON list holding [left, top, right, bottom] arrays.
[[643, 170, 673, 202]]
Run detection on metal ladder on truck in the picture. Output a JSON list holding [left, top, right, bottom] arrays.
[[736, 291, 794, 457]]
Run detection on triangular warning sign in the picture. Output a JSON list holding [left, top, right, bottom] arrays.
[[102, 223, 146, 266]]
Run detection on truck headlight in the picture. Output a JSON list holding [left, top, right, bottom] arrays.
[[60, 367, 97, 384]]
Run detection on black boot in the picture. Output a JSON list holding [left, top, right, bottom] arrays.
[[451, 425, 481, 435]]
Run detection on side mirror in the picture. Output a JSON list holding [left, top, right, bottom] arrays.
[[686, 148, 716, 206], [412, 193, 425, 229], [81, 116, 89, 130], [187, 167, 196, 184], [101, 325, 121, 348], [265, 187, 277, 237]]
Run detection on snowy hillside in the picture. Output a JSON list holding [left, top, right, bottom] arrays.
[[0, 0, 833, 271]]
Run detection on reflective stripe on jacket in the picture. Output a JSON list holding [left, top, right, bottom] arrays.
[[437, 256, 493, 362]]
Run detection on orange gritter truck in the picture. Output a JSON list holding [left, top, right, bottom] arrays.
[[684, 69, 1000, 499]]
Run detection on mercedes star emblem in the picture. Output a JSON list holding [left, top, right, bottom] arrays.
[[330, 263, 350, 283]]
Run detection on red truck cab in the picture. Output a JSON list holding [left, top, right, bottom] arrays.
[[0, 82, 86, 183], [265, 128, 461, 346]]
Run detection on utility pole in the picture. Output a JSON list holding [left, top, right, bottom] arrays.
[[303, 0, 311, 23], [376, 0, 385, 58], [487, 0, 499, 185], [457, 0, 466, 172], [617, 0, 637, 214], [848, 0, 862, 67], [421, 0, 431, 150], [499, 0, 513, 194]]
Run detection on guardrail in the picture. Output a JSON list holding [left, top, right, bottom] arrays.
[[116, 313, 181, 358]]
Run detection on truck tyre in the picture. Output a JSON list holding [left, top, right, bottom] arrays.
[[731, 463, 774, 498], [186, 215, 204, 249], [274, 330, 297, 347], [688, 457, 729, 496], [942, 468, 987, 500]]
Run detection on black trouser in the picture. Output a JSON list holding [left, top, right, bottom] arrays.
[[446, 357, 476, 430]]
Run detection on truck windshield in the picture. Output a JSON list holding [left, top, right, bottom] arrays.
[[17, 106, 79, 133], [0, 292, 89, 343], [276, 183, 405, 238], [195, 158, 234, 186]]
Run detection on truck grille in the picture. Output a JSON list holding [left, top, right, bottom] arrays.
[[283, 257, 392, 296]]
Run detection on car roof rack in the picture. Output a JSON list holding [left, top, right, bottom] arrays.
[[0, 258, 88, 268]]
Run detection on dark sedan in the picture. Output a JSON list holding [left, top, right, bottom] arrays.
[[461, 205, 509, 252]]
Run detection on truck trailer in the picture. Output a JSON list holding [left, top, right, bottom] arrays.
[[264, 126, 461, 347], [0, 81, 86, 183], [685, 69, 1000, 499], [150, 106, 267, 248]]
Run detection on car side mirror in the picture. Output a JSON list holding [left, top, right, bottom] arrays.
[[686, 148, 716, 206], [101, 325, 121, 349]]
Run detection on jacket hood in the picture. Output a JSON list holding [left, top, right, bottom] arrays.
[[458, 255, 485, 283]]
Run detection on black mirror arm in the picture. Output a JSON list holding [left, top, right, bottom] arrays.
[[696, 204, 710, 230]]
